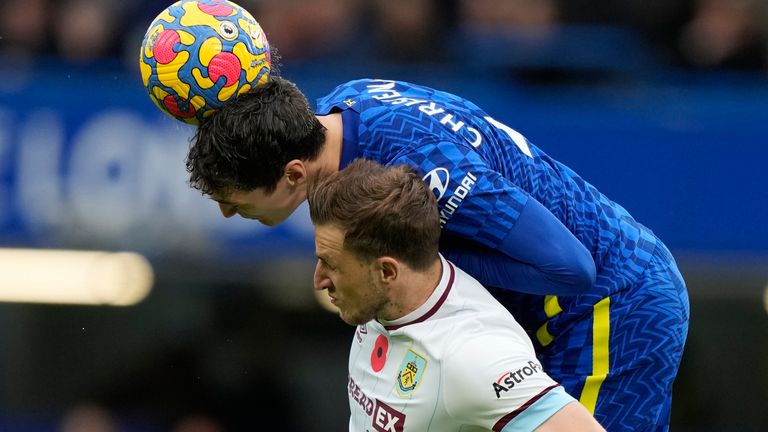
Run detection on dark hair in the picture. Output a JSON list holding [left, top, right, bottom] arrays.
[[186, 76, 326, 195], [309, 159, 441, 271]]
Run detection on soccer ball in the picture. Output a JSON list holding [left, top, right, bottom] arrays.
[[139, 0, 271, 125]]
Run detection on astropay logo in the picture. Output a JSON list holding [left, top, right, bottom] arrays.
[[493, 361, 544, 398], [423, 168, 450, 200]]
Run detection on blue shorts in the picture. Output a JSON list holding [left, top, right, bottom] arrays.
[[535, 242, 690, 431]]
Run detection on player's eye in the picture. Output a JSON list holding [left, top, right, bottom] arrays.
[[319, 258, 335, 272]]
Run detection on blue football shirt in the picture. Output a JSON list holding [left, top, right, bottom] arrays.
[[315, 78, 658, 311]]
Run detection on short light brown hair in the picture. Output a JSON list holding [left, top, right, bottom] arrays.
[[309, 159, 440, 270]]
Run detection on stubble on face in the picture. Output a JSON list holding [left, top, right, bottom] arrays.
[[338, 271, 389, 326]]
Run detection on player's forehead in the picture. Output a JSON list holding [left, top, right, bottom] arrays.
[[314, 224, 346, 257]]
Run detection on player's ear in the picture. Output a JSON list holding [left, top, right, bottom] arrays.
[[284, 159, 307, 186], [376, 257, 399, 284]]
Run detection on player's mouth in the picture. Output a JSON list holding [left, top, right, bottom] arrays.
[[327, 291, 338, 305]]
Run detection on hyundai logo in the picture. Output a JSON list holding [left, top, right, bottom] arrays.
[[423, 168, 450, 200]]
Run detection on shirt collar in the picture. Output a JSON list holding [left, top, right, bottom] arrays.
[[380, 255, 455, 331]]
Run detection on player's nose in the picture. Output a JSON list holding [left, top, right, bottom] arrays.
[[218, 202, 237, 218], [313, 260, 332, 291]]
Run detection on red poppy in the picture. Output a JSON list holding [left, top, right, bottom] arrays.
[[371, 335, 388, 372]]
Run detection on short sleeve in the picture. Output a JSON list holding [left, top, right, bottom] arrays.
[[442, 333, 574, 431]]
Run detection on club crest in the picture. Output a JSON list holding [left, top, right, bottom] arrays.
[[396, 350, 427, 396]]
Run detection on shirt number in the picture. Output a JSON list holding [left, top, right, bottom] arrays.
[[485, 116, 533, 158]]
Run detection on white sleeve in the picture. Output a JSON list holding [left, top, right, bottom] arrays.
[[442, 332, 575, 431]]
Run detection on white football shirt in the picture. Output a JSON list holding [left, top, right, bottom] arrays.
[[347, 255, 575, 432]]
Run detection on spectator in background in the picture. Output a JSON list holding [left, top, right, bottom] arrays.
[[245, 0, 363, 62], [0, 0, 52, 59], [366, 0, 454, 63], [678, 0, 768, 70], [58, 403, 117, 432], [459, 0, 560, 34], [557, 0, 691, 68], [456, 0, 560, 59], [52, 0, 120, 65], [171, 414, 223, 432], [456, 0, 566, 81]]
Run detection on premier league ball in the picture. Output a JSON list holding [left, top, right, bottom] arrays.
[[139, 0, 271, 125]]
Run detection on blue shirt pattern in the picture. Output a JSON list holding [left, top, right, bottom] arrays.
[[316, 79, 659, 327]]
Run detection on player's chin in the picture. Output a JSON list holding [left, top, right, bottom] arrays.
[[259, 214, 292, 226], [244, 215, 278, 226], [339, 311, 366, 326]]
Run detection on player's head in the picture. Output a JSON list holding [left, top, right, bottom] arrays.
[[309, 158, 441, 325], [186, 76, 325, 225], [186, 76, 325, 196]]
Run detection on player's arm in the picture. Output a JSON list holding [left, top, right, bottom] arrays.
[[534, 401, 605, 432], [439, 196, 596, 296], [392, 144, 595, 296]]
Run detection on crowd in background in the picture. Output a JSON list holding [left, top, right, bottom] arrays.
[[1, 0, 767, 74]]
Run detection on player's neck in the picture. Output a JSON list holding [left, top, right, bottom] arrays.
[[380, 259, 443, 321], [311, 113, 343, 177]]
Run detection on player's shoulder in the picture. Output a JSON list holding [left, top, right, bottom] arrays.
[[443, 319, 534, 365], [326, 78, 388, 94], [328, 78, 433, 97], [443, 269, 536, 357], [440, 326, 555, 421], [315, 78, 386, 112], [449, 265, 522, 322]]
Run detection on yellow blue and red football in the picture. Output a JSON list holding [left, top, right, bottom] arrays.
[[139, 0, 270, 125]]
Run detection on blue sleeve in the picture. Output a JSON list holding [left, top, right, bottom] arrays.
[[440, 198, 596, 295], [391, 143, 595, 296]]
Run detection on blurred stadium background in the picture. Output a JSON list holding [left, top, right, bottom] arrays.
[[0, 0, 767, 430]]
